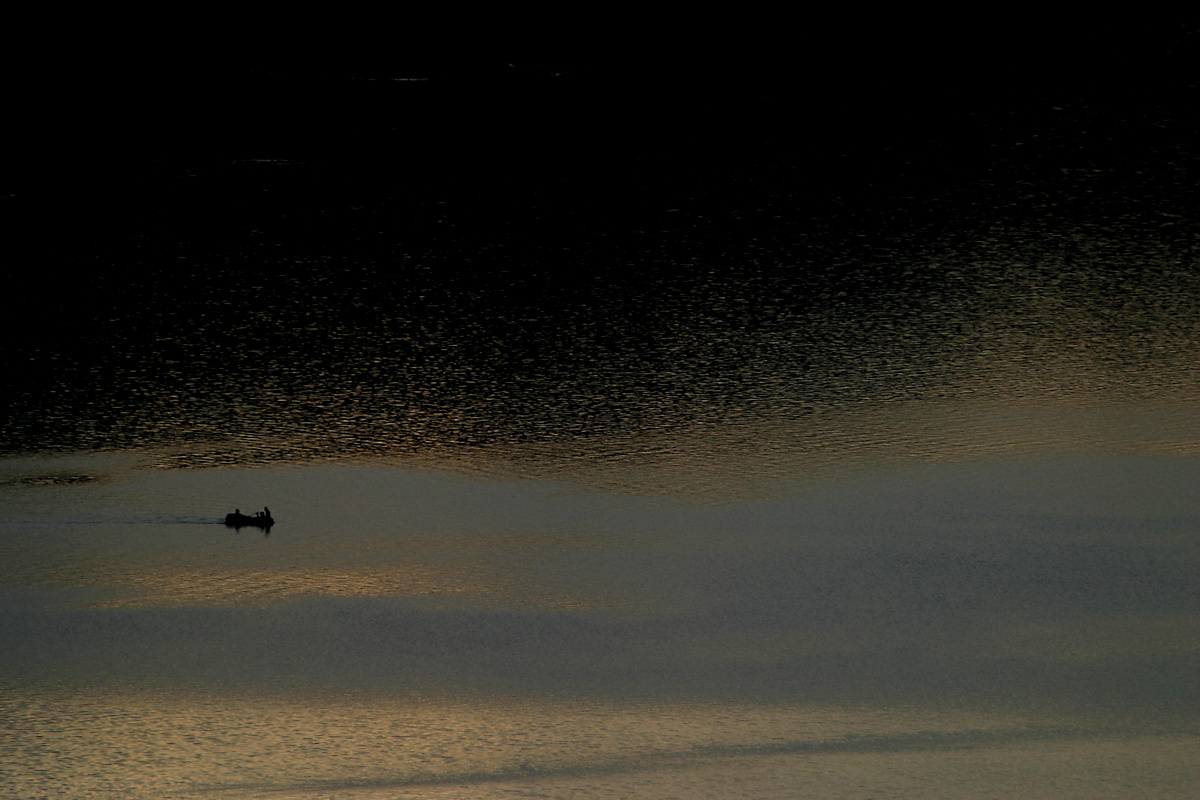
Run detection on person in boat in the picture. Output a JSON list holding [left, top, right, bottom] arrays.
[[263, 506, 271, 519]]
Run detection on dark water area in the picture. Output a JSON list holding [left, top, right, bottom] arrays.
[[4, 42, 1198, 474]]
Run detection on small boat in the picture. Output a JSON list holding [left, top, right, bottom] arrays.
[[225, 509, 274, 528]]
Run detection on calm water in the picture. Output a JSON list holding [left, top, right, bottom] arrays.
[[3, 54, 1198, 797]]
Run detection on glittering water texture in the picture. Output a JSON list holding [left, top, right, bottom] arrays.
[[3, 689, 1196, 800], [5, 155, 1199, 483]]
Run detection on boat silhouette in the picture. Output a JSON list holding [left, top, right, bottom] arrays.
[[224, 508, 274, 529]]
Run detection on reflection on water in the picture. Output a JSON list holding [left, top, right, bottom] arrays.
[[1, 457, 1195, 716], [4, 688, 1195, 800], [3, 153, 1198, 493]]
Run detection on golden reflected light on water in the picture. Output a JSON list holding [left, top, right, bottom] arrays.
[[8, 687, 1192, 800]]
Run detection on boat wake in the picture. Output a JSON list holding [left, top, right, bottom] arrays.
[[0, 514, 228, 526]]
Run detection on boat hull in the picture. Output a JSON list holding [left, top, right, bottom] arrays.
[[225, 513, 274, 528]]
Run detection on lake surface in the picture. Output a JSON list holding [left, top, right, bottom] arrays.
[[2, 51, 1198, 797]]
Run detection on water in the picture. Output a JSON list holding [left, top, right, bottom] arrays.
[[4, 689, 1194, 799], [3, 53, 1199, 797]]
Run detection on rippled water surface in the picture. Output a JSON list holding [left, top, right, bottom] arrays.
[[4, 689, 1196, 799], [3, 50, 1198, 797], [7, 167, 1199, 485]]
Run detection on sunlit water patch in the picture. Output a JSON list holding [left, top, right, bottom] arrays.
[[4, 688, 1194, 800]]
